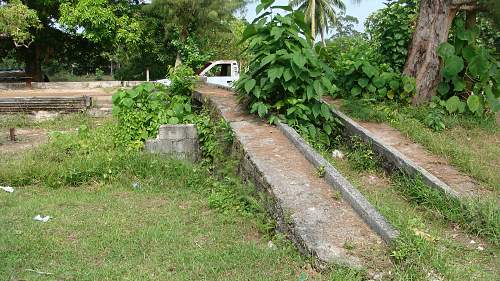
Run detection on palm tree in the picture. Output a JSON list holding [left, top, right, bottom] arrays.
[[289, 0, 346, 46]]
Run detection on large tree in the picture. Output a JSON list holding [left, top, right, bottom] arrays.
[[0, 0, 41, 48], [146, 0, 250, 66], [0, 0, 150, 81], [289, 0, 346, 46], [403, 0, 497, 105]]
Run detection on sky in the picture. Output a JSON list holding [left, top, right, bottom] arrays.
[[242, 0, 386, 32]]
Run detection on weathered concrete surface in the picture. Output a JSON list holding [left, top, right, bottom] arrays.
[[323, 97, 493, 200], [277, 123, 399, 244], [145, 124, 200, 162], [194, 84, 392, 270]]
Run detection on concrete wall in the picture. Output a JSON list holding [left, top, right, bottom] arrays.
[[0, 81, 144, 90], [144, 124, 200, 162]]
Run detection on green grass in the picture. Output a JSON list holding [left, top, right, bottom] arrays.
[[0, 115, 364, 280], [0, 113, 94, 131], [318, 145, 500, 281], [340, 99, 500, 191]]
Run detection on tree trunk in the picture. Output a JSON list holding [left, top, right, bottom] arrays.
[[310, 0, 316, 40], [320, 28, 326, 47], [403, 0, 458, 105], [404, 0, 479, 104], [175, 52, 182, 67], [24, 44, 43, 82]]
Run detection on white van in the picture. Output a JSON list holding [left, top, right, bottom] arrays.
[[157, 60, 239, 88]]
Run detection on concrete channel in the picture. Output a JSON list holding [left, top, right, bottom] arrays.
[[193, 84, 395, 270], [323, 102, 463, 199]]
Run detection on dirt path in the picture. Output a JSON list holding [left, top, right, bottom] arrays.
[[0, 128, 48, 153], [194, 85, 392, 272]]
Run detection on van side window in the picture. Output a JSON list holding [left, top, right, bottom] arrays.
[[205, 64, 231, 77]]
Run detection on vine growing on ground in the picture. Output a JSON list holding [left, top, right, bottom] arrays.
[[235, 0, 338, 147]]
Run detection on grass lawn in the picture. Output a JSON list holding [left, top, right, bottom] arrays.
[[0, 115, 362, 281], [339, 99, 500, 192], [313, 142, 500, 281]]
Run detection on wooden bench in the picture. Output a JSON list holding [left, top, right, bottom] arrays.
[[0, 96, 92, 113], [0, 70, 33, 87]]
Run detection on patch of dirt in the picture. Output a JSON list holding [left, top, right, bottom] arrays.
[[0, 128, 48, 153], [361, 173, 391, 191], [358, 121, 493, 199]]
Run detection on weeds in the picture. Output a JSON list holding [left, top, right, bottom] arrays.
[[347, 136, 377, 171], [392, 174, 500, 245]]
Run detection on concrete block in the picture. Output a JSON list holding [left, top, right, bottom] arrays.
[[145, 124, 200, 162]]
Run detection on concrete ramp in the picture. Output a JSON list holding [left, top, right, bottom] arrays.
[[194, 84, 393, 271]]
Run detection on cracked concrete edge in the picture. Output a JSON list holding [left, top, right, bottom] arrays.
[[277, 122, 399, 244], [193, 88, 359, 268], [327, 105, 461, 199], [230, 126, 319, 260]]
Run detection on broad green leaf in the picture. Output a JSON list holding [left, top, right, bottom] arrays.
[[306, 85, 315, 100], [452, 79, 466, 92], [260, 54, 276, 67], [320, 103, 332, 120], [320, 77, 334, 93], [367, 84, 377, 93], [283, 68, 293, 82], [258, 103, 268, 117], [362, 63, 378, 78], [445, 96, 461, 113], [467, 95, 480, 113], [372, 76, 385, 88], [168, 117, 179, 124], [244, 79, 256, 94], [468, 54, 489, 79], [437, 82, 450, 95], [358, 78, 369, 88], [122, 98, 134, 108], [351, 86, 362, 96], [443, 55, 464, 78], [462, 46, 476, 61], [323, 123, 332, 135], [312, 103, 320, 118], [313, 80, 324, 96], [389, 80, 400, 90], [268, 66, 284, 83], [292, 52, 307, 68], [403, 81, 414, 93], [437, 42, 455, 59]]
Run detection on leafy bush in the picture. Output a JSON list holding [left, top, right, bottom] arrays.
[[436, 18, 499, 115], [112, 82, 195, 148], [167, 65, 197, 97], [235, 1, 338, 147], [95, 68, 104, 80], [331, 57, 416, 103], [365, 0, 417, 71]]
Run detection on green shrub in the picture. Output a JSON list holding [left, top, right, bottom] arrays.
[[436, 18, 499, 115], [95, 68, 104, 81], [331, 58, 416, 103], [365, 0, 418, 71], [235, 1, 338, 148], [167, 65, 197, 97], [112, 82, 195, 148]]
